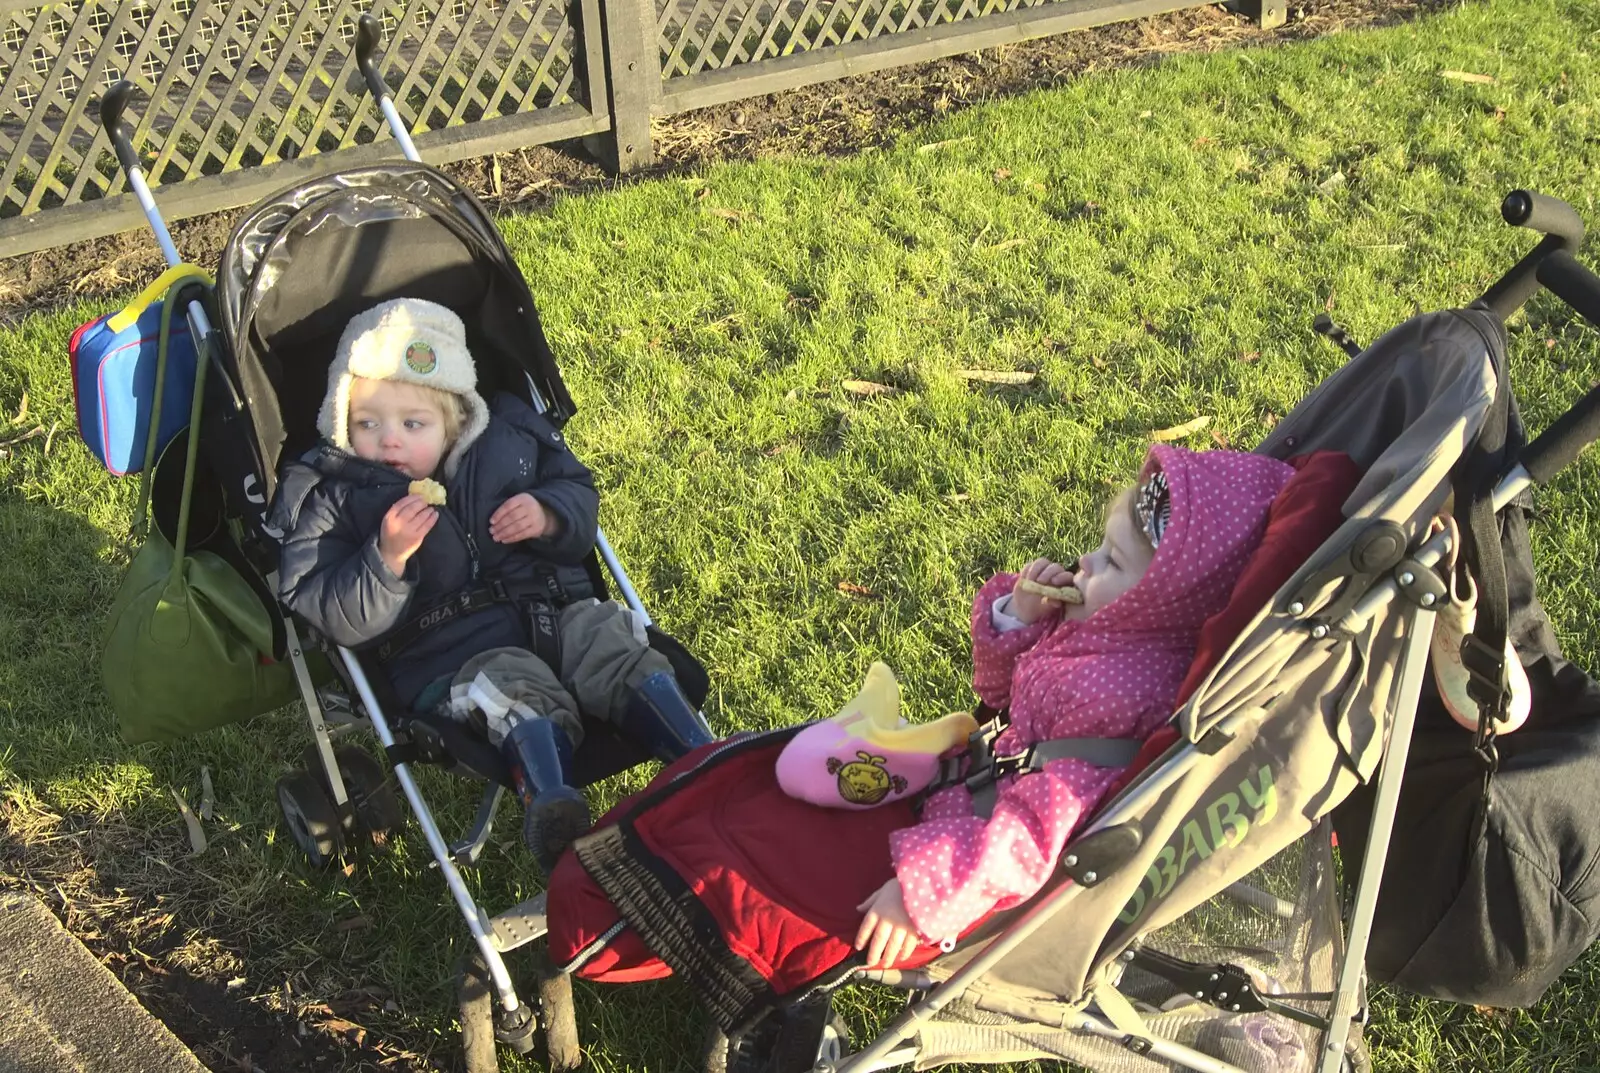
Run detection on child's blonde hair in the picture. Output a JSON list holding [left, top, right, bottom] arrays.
[[417, 383, 467, 448]]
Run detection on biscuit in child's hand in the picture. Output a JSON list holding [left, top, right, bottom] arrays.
[[408, 478, 447, 506], [1014, 577, 1084, 604]]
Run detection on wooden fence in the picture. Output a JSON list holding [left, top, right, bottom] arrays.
[[0, 0, 1278, 256]]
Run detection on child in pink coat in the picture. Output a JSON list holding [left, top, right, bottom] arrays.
[[856, 444, 1295, 967]]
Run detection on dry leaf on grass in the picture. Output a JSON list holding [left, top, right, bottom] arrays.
[[708, 207, 751, 222], [842, 379, 898, 397], [955, 369, 1036, 385], [1238, 351, 1260, 363], [1, 424, 43, 445], [199, 767, 214, 821], [1151, 415, 1211, 442], [170, 790, 206, 856], [9, 391, 27, 425], [981, 238, 1029, 253], [836, 581, 881, 600], [993, 168, 1013, 180], [1442, 70, 1495, 84], [916, 135, 973, 154]]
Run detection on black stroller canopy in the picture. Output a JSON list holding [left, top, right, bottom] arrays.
[[214, 164, 574, 505]]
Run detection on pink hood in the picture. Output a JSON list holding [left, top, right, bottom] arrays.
[[985, 444, 1296, 754]]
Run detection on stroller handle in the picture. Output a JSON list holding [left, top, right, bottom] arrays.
[[1479, 189, 1584, 321], [99, 79, 140, 174], [1503, 189, 1586, 249], [355, 13, 422, 163], [355, 15, 387, 106], [97, 79, 181, 266], [1516, 249, 1600, 485]]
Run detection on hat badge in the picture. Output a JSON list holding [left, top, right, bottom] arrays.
[[405, 339, 437, 375]]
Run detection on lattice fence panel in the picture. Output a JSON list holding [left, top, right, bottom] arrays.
[[657, 0, 1043, 79], [0, 0, 584, 220]]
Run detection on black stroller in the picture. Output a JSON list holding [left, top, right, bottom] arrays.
[[94, 16, 714, 1059]]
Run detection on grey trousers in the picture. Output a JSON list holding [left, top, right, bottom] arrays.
[[446, 598, 673, 748]]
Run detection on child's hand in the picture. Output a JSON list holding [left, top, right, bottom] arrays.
[[490, 492, 559, 543], [380, 494, 437, 576], [1010, 558, 1074, 624], [854, 879, 922, 969]]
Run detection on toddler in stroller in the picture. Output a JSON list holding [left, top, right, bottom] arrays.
[[271, 296, 713, 869], [851, 445, 1294, 967]]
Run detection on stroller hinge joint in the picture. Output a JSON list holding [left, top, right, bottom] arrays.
[[1392, 557, 1447, 611], [1060, 823, 1142, 886]]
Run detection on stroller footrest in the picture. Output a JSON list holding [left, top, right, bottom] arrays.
[[491, 892, 550, 952]]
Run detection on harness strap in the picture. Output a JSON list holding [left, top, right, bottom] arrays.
[[374, 579, 563, 669], [965, 735, 1144, 820]]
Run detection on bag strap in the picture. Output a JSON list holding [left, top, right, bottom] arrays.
[[1454, 313, 1515, 772], [130, 264, 213, 541], [107, 264, 213, 334]]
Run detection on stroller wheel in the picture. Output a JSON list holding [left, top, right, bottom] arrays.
[[706, 994, 849, 1073], [302, 744, 404, 843], [770, 996, 849, 1073], [456, 951, 498, 1073], [276, 770, 345, 867]]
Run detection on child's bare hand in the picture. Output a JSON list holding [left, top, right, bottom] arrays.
[[490, 492, 558, 543], [1011, 558, 1074, 624], [379, 494, 437, 576], [854, 879, 922, 969]]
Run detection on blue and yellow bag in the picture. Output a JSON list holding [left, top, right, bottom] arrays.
[[69, 264, 212, 475]]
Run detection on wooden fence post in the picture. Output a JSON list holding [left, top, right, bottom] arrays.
[[588, 0, 658, 172], [1232, 0, 1287, 29]]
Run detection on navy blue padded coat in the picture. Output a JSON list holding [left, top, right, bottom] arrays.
[[272, 393, 600, 705]]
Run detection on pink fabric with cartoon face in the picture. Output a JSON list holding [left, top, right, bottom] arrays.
[[776, 722, 942, 810], [889, 445, 1296, 943]]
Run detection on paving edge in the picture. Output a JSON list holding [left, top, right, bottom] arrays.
[[0, 891, 210, 1073]]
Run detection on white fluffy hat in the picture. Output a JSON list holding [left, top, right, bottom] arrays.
[[318, 298, 490, 477]]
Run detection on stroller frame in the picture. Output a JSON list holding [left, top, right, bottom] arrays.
[[96, 14, 1600, 1069], [97, 15, 708, 1056]]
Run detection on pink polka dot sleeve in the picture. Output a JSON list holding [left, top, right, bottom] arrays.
[[888, 755, 1121, 942], [971, 573, 1055, 710]]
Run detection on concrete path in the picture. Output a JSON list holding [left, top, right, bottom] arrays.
[[0, 892, 208, 1073]]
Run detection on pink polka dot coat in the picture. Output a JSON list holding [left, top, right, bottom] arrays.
[[889, 446, 1296, 943]]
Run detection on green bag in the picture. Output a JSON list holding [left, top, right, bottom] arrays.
[[101, 271, 300, 742]]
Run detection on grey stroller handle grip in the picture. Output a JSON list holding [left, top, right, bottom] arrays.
[[100, 79, 140, 174], [1516, 250, 1600, 485], [355, 15, 387, 105], [1480, 189, 1585, 321], [1503, 189, 1585, 249]]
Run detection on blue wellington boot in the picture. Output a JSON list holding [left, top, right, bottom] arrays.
[[501, 716, 590, 872], [619, 671, 716, 763]]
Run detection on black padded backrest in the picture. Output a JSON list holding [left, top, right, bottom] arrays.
[[251, 213, 529, 461]]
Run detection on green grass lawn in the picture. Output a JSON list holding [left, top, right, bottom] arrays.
[[4, 0, 1600, 1069]]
